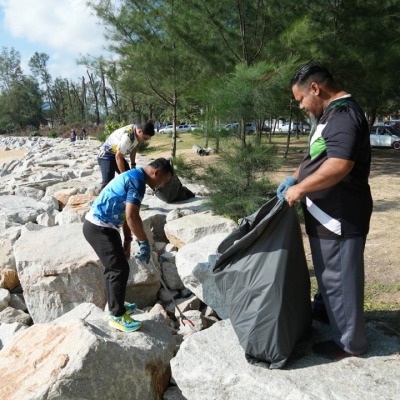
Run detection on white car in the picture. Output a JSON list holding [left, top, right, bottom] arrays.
[[370, 125, 400, 150], [177, 124, 191, 132], [159, 125, 173, 134]]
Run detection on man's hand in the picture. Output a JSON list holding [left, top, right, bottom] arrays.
[[285, 184, 305, 207], [135, 240, 151, 263], [123, 240, 131, 260], [277, 176, 298, 201]]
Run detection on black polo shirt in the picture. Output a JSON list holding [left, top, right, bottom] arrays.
[[298, 96, 373, 239]]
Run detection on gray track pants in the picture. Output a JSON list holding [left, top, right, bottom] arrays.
[[309, 236, 367, 354]]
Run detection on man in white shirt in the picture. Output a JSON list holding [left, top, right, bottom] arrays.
[[97, 121, 155, 191]]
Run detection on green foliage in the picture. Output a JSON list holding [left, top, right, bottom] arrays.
[[99, 120, 127, 142], [48, 130, 57, 138], [137, 140, 150, 153], [201, 142, 280, 221], [30, 131, 41, 137], [173, 154, 198, 180]]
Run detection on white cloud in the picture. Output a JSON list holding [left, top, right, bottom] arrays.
[[1, 0, 107, 57]]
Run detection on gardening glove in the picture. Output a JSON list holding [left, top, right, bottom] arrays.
[[277, 176, 298, 201], [135, 239, 151, 264]]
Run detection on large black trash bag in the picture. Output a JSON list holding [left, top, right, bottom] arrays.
[[213, 197, 312, 369], [154, 158, 195, 203]]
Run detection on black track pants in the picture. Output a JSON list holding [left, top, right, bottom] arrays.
[[83, 219, 129, 317]]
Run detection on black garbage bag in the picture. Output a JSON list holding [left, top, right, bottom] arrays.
[[213, 197, 312, 369], [154, 159, 195, 203]]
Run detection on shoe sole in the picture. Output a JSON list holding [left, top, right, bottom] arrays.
[[109, 320, 142, 332]]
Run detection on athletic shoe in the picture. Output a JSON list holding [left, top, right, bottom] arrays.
[[109, 312, 142, 332], [108, 302, 137, 316], [312, 340, 361, 360]]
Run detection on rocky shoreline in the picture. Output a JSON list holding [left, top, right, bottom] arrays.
[[0, 137, 399, 400]]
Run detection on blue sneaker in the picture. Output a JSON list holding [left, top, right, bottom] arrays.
[[109, 312, 142, 332], [109, 303, 137, 316]]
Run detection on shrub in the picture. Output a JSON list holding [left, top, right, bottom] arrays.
[[201, 142, 280, 221], [49, 130, 57, 138], [30, 131, 41, 137], [173, 154, 198, 180]]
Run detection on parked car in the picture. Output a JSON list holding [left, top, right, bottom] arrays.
[[279, 121, 310, 133], [159, 124, 173, 134], [177, 124, 191, 132], [370, 125, 400, 149], [245, 122, 256, 134]]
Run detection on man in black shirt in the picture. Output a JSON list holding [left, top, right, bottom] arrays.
[[277, 62, 372, 360]]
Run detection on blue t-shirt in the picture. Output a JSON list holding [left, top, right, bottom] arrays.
[[90, 168, 146, 228]]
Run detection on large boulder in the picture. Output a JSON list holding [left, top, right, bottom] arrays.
[[0, 288, 10, 312], [0, 195, 49, 225], [171, 320, 400, 400], [176, 233, 229, 319], [0, 304, 177, 400], [164, 212, 237, 249], [13, 223, 106, 323]]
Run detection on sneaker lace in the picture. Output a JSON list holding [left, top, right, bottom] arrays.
[[121, 313, 134, 324]]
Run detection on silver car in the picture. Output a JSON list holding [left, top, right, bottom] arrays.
[[370, 125, 400, 150]]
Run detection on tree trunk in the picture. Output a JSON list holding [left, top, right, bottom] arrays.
[[87, 71, 100, 125], [170, 91, 177, 158]]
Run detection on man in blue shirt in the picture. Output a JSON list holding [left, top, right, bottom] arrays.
[[83, 158, 173, 332]]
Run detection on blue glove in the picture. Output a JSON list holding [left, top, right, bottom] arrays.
[[277, 176, 298, 201], [135, 239, 151, 263]]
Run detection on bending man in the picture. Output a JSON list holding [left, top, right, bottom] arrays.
[[83, 158, 172, 332], [97, 121, 155, 191]]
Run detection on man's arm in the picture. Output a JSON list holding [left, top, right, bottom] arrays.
[[115, 150, 128, 173], [285, 158, 354, 207], [125, 202, 147, 241], [129, 147, 137, 168]]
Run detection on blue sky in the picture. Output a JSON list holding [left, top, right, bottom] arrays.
[[0, 0, 111, 80]]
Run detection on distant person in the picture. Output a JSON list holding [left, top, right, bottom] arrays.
[[277, 62, 372, 360], [97, 122, 155, 191], [70, 129, 77, 144], [81, 128, 87, 140], [83, 158, 173, 332]]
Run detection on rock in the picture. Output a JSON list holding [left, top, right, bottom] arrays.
[[63, 193, 97, 213], [176, 233, 229, 319], [125, 248, 161, 309], [164, 212, 237, 249], [163, 386, 187, 400], [8, 294, 28, 312], [0, 307, 31, 325], [13, 223, 106, 323], [0, 308, 176, 400], [0, 195, 49, 224], [155, 241, 167, 254], [53, 302, 106, 324], [40, 195, 60, 211], [0, 239, 16, 270], [0, 288, 10, 312], [0, 268, 19, 290], [14, 187, 45, 201], [166, 295, 201, 318], [166, 243, 177, 252], [159, 288, 179, 302], [21, 221, 46, 233], [178, 310, 207, 338], [160, 251, 176, 264], [0, 322, 28, 351], [149, 303, 171, 325], [52, 188, 78, 209], [55, 210, 86, 225], [180, 288, 192, 298], [171, 320, 400, 400], [162, 262, 185, 290], [37, 208, 58, 227], [166, 208, 195, 222]]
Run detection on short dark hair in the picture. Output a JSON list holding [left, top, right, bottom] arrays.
[[148, 158, 174, 176], [137, 121, 155, 137], [291, 62, 335, 88]]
